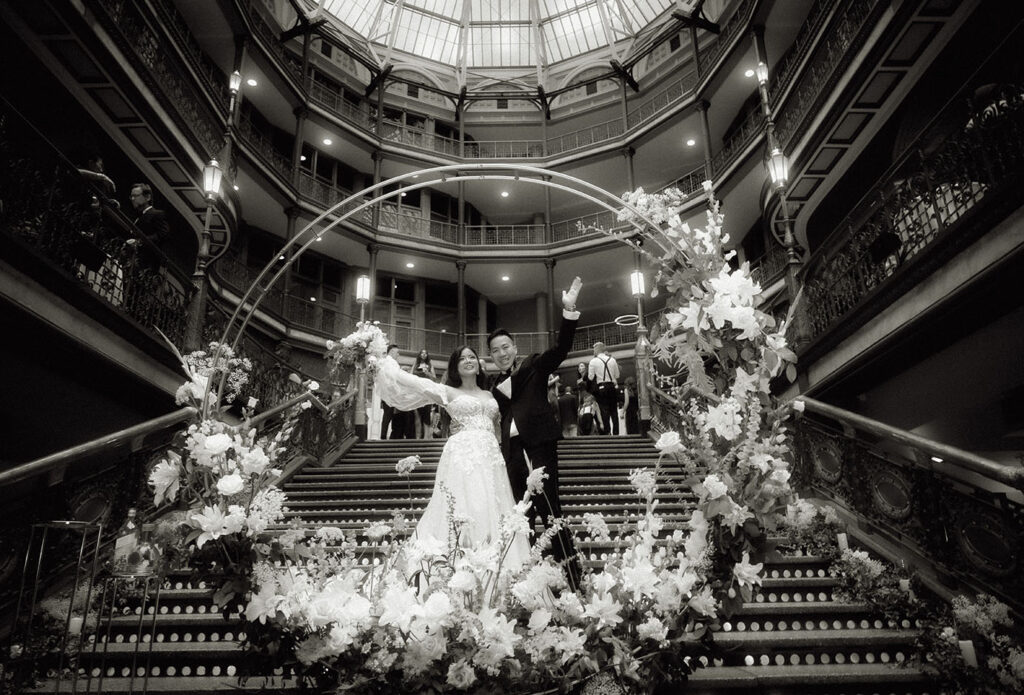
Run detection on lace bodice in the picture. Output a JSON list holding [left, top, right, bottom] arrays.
[[447, 394, 499, 436]]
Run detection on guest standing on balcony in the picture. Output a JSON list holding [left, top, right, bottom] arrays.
[[588, 342, 620, 435], [623, 376, 639, 435], [127, 182, 197, 280]]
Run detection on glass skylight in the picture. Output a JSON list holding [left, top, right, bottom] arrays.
[[318, 0, 677, 70]]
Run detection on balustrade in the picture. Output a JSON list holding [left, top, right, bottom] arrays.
[[802, 83, 1024, 342], [464, 224, 545, 246], [237, 116, 294, 181], [792, 397, 1024, 615]]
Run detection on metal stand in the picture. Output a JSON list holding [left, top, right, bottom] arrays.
[[88, 572, 163, 694], [9, 520, 103, 694]]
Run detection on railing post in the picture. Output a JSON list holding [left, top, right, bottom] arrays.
[[354, 365, 368, 440], [635, 323, 652, 436], [185, 199, 214, 351]]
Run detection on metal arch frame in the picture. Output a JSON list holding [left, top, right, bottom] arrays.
[[207, 163, 681, 412]]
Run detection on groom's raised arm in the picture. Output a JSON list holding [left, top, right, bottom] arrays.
[[534, 277, 582, 375]]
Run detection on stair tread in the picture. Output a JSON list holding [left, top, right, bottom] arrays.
[[713, 628, 919, 646], [688, 662, 929, 685]]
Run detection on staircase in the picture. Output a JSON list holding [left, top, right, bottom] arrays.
[[31, 436, 935, 693]]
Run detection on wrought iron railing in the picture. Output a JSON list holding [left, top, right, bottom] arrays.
[[93, 0, 225, 160], [379, 323, 462, 357], [749, 243, 789, 286], [464, 224, 546, 245], [792, 396, 1024, 614], [546, 118, 625, 157], [237, 114, 294, 182], [0, 100, 194, 346], [570, 320, 638, 353], [801, 82, 1024, 342], [626, 70, 698, 130]]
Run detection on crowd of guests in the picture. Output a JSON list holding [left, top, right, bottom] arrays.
[[381, 341, 642, 441]]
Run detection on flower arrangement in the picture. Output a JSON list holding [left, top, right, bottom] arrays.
[[239, 466, 731, 693], [144, 342, 315, 606], [777, 499, 842, 557], [611, 183, 800, 616], [326, 321, 389, 381]]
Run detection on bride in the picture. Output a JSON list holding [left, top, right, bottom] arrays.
[[375, 345, 531, 570]]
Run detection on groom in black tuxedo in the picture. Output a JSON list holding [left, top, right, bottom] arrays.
[[489, 277, 583, 588]]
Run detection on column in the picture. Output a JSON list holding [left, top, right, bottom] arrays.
[[697, 100, 713, 178], [457, 180, 466, 245], [477, 293, 488, 355], [283, 207, 300, 317], [456, 260, 467, 341], [535, 292, 549, 350], [633, 247, 652, 435], [371, 150, 384, 231], [291, 106, 307, 190], [689, 26, 702, 80], [621, 147, 635, 191], [619, 78, 630, 131], [543, 175, 552, 243], [544, 257, 556, 338], [366, 243, 379, 320]]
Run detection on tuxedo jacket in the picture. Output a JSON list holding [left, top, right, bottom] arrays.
[[493, 316, 578, 455]]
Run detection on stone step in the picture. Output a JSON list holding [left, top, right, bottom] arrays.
[[685, 662, 931, 692]]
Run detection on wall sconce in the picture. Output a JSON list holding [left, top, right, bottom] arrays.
[[203, 159, 222, 200], [630, 270, 645, 298]]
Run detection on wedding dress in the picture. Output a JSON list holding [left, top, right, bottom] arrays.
[[374, 356, 531, 571]]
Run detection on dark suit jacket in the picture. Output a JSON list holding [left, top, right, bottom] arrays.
[[493, 316, 578, 455], [134, 207, 197, 275]]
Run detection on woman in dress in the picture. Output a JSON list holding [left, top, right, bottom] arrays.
[[375, 345, 531, 570], [412, 348, 436, 438]]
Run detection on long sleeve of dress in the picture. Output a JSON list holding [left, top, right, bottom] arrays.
[[375, 355, 449, 410]]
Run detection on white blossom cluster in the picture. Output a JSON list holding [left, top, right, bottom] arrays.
[[326, 320, 389, 378]]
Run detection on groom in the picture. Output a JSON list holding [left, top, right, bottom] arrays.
[[489, 277, 583, 589]]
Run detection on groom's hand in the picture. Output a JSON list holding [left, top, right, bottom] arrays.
[[562, 276, 582, 311]]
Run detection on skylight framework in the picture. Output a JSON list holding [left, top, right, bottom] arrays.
[[318, 0, 676, 72]]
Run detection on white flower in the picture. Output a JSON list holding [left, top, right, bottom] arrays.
[[701, 473, 728, 499], [247, 396, 259, 409], [528, 608, 552, 632], [307, 380, 319, 391], [654, 431, 684, 454], [525, 467, 548, 496], [583, 513, 611, 542], [204, 433, 232, 455], [448, 569, 477, 593], [583, 592, 623, 629], [688, 585, 718, 617], [244, 582, 280, 624], [149, 454, 181, 506], [637, 616, 668, 642], [769, 468, 791, 485], [364, 522, 391, 541], [792, 399, 806, 413], [629, 468, 657, 500], [396, 455, 421, 476], [446, 659, 477, 690], [240, 447, 271, 476], [216, 473, 244, 496], [708, 265, 761, 307], [733, 552, 763, 588], [500, 511, 531, 540], [704, 398, 743, 440], [190, 505, 244, 548]]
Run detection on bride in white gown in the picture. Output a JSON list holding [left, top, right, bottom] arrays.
[[374, 345, 531, 571]]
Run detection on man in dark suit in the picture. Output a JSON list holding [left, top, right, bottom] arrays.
[[489, 276, 583, 588], [128, 183, 171, 273]]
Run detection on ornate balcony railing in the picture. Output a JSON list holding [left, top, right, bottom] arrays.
[[0, 99, 193, 346], [379, 206, 459, 245], [767, 0, 837, 110], [749, 243, 789, 287], [546, 118, 626, 157], [149, 0, 231, 117], [551, 210, 621, 242], [801, 82, 1024, 343], [570, 319, 638, 353], [626, 69, 698, 130], [792, 396, 1024, 614], [247, 0, 304, 84], [464, 224, 546, 246], [237, 115, 294, 182], [93, 0, 225, 160]]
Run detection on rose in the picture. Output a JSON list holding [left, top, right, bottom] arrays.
[[216, 473, 244, 496], [702, 473, 728, 499], [204, 433, 232, 455], [655, 431, 684, 454]]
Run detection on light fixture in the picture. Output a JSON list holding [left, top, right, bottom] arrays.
[[322, 138, 332, 145], [233, 184, 239, 191], [406, 262, 415, 268], [300, 155, 307, 162], [686, 138, 696, 147], [400, 191, 407, 197], [500, 191, 509, 198], [310, 296, 316, 302], [315, 235, 322, 241], [930, 456, 944, 463], [765, 145, 789, 189], [246, 78, 258, 87], [440, 329, 447, 333], [744, 68, 755, 78], [630, 270, 645, 298], [279, 254, 285, 260], [229, 70, 242, 94], [356, 275, 371, 303], [202, 159, 222, 199], [501, 275, 510, 281], [755, 61, 769, 85]]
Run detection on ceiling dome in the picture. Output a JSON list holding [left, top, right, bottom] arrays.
[[316, 0, 698, 80]]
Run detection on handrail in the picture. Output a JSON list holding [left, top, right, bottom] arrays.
[[0, 408, 197, 489], [245, 390, 329, 429], [796, 397, 1024, 491]]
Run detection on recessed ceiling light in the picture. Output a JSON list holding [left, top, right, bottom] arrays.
[[744, 68, 755, 77], [322, 138, 332, 145], [233, 184, 239, 190], [686, 138, 696, 147], [440, 329, 446, 333], [300, 155, 307, 161], [501, 275, 510, 281], [406, 262, 415, 268], [246, 78, 258, 87], [278, 254, 285, 260], [400, 191, 407, 197], [930, 456, 944, 463], [500, 191, 509, 198], [310, 296, 316, 302], [315, 235, 322, 241]]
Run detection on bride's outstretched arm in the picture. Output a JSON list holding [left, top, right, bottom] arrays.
[[375, 355, 450, 410]]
